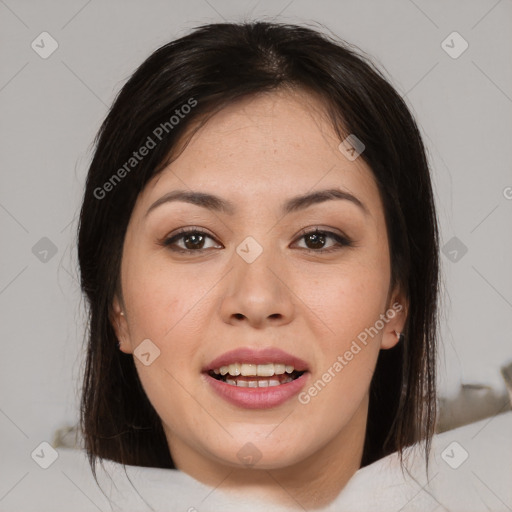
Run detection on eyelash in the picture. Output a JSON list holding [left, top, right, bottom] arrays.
[[161, 227, 353, 254]]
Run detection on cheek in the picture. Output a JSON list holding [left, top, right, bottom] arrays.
[[290, 257, 389, 408], [293, 260, 390, 342], [296, 271, 384, 420], [123, 256, 212, 343]]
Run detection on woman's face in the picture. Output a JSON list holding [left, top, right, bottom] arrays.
[[113, 89, 406, 486]]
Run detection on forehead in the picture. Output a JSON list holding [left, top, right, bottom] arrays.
[[141, 89, 382, 216]]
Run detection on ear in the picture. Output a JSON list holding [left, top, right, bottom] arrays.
[[380, 287, 408, 350], [111, 295, 133, 354]]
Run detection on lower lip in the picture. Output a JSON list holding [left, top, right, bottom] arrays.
[[203, 372, 309, 409]]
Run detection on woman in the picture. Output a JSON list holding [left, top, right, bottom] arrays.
[[78, 21, 439, 509]]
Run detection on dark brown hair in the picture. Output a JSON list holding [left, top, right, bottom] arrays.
[[78, 21, 439, 479]]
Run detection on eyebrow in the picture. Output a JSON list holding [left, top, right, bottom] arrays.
[[145, 188, 369, 217]]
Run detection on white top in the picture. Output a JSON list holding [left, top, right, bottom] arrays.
[[1, 411, 510, 511]]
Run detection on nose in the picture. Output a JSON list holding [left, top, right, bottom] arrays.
[[219, 249, 295, 329]]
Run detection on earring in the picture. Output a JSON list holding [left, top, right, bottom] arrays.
[[120, 311, 125, 316], [395, 330, 402, 342]]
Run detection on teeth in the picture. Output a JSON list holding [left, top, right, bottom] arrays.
[[274, 364, 286, 375], [228, 363, 241, 376], [256, 364, 274, 377], [223, 375, 295, 387], [212, 362, 297, 377], [240, 363, 257, 376]]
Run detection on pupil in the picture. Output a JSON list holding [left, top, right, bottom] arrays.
[[184, 233, 204, 249], [306, 233, 325, 249]]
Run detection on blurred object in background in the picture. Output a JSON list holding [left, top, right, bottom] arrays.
[[502, 359, 512, 405], [437, 361, 512, 432], [52, 423, 84, 450]]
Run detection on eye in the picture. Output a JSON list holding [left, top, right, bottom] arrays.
[[162, 228, 222, 253], [293, 228, 353, 253], [161, 226, 353, 255]]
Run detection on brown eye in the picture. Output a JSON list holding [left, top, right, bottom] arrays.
[[304, 232, 327, 250], [163, 229, 222, 253], [294, 228, 353, 253], [182, 232, 206, 250]]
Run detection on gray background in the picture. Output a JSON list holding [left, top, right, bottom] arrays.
[[1, 0, 511, 459]]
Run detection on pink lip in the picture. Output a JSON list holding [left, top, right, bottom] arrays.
[[203, 347, 310, 372], [203, 372, 309, 409], [202, 347, 310, 410]]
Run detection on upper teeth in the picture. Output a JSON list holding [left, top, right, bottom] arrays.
[[213, 363, 295, 377]]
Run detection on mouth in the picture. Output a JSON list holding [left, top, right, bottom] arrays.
[[207, 363, 306, 388], [202, 347, 310, 409]]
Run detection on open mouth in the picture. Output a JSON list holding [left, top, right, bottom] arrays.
[[207, 363, 306, 388], [204, 356, 310, 408]]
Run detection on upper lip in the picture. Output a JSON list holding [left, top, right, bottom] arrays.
[[204, 347, 309, 372]]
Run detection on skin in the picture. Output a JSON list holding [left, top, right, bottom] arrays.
[[112, 88, 407, 509]]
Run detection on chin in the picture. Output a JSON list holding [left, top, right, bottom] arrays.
[[209, 435, 314, 470]]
